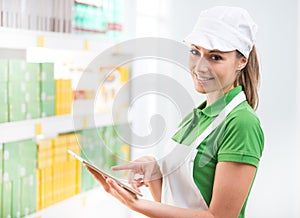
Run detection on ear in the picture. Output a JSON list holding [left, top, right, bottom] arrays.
[[237, 57, 248, 70]]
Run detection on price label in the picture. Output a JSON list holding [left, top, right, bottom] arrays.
[[84, 39, 89, 50], [35, 123, 42, 136], [37, 36, 45, 47]]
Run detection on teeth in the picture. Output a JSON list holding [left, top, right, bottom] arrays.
[[193, 72, 214, 81]]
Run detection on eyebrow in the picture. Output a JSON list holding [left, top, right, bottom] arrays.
[[191, 44, 226, 54]]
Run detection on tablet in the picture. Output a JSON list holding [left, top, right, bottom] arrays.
[[67, 149, 143, 197]]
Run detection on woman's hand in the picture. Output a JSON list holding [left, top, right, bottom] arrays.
[[112, 156, 162, 192], [84, 164, 139, 209]]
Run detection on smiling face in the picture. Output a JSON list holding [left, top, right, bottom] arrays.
[[189, 45, 247, 102]]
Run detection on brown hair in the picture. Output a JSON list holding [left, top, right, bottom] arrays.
[[235, 46, 260, 110]]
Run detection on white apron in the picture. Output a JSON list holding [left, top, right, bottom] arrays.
[[159, 92, 246, 209]]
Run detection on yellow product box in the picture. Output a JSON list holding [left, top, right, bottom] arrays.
[[53, 154, 67, 163], [118, 66, 129, 83], [52, 163, 64, 204], [75, 161, 81, 194], [38, 156, 53, 169], [37, 139, 53, 150], [67, 133, 81, 144], [55, 79, 73, 115], [53, 146, 67, 156], [53, 135, 68, 147], [39, 167, 53, 209], [38, 148, 53, 159], [120, 144, 131, 162], [36, 169, 41, 211]]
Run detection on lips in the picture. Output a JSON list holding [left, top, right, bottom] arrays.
[[193, 71, 214, 81]]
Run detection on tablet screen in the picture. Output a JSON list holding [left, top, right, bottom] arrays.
[[67, 149, 143, 197]]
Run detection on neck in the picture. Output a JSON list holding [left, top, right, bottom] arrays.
[[206, 85, 234, 106]]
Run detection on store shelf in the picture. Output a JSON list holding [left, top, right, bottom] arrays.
[[25, 187, 131, 218], [0, 27, 117, 51], [0, 111, 129, 144]]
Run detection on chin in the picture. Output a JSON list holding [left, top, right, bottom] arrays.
[[194, 85, 207, 94]]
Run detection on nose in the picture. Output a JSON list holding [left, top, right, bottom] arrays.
[[195, 56, 210, 73]]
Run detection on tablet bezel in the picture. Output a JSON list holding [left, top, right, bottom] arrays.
[[67, 149, 143, 197]]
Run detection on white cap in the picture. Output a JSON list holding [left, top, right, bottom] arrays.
[[184, 6, 258, 58]]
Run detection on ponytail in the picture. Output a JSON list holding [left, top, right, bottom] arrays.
[[235, 46, 260, 110]]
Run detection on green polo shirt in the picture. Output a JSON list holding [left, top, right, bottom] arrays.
[[172, 86, 264, 218]]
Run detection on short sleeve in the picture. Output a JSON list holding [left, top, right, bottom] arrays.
[[217, 109, 264, 167]]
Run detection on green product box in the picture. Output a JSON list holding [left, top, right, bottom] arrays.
[[40, 81, 55, 101], [0, 59, 8, 82], [0, 103, 9, 123], [3, 142, 20, 181], [8, 61, 39, 82], [26, 101, 40, 120], [12, 179, 21, 218], [25, 82, 40, 103], [40, 99, 55, 117], [9, 81, 40, 104], [25, 63, 40, 82], [9, 102, 26, 122], [8, 82, 26, 101], [8, 59, 27, 82], [40, 63, 54, 81], [0, 143, 3, 181], [2, 181, 13, 218], [19, 140, 37, 174], [21, 174, 36, 216], [0, 82, 8, 105], [3, 140, 37, 181], [81, 166, 94, 192], [81, 128, 103, 163]]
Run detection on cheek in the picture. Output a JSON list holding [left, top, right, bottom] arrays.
[[215, 69, 237, 84], [189, 57, 196, 71]]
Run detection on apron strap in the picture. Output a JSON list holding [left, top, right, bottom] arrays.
[[159, 91, 246, 174], [190, 91, 246, 150]]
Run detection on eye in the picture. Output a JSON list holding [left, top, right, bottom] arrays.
[[190, 49, 200, 56], [210, 54, 223, 61]]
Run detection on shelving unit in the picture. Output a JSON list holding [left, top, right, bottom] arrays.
[[0, 27, 117, 51], [0, 27, 128, 142], [0, 111, 129, 144], [0, 26, 131, 217]]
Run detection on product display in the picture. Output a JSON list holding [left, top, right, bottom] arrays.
[[0, 1, 131, 216], [0, 0, 123, 38], [40, 63, 55, 117], [72, 0, 123, 38], [0, 126, 129, 217], [55, 79, 73, 115], [2, 139, 37, 217]]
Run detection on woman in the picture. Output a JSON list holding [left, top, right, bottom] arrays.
[[86, 6, 264, 218]]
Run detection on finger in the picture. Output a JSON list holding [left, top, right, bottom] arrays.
[[107, 178, 138, 200], [130, 181, 141, 192], [111, 162, 137, 171], [128, 170, 136, 184], [144, 168, 152, 183]]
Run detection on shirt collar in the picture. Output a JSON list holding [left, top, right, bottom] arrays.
[[195, 86, 243, 117]]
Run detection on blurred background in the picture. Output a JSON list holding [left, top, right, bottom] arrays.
[[0, 0, 299, 217]]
